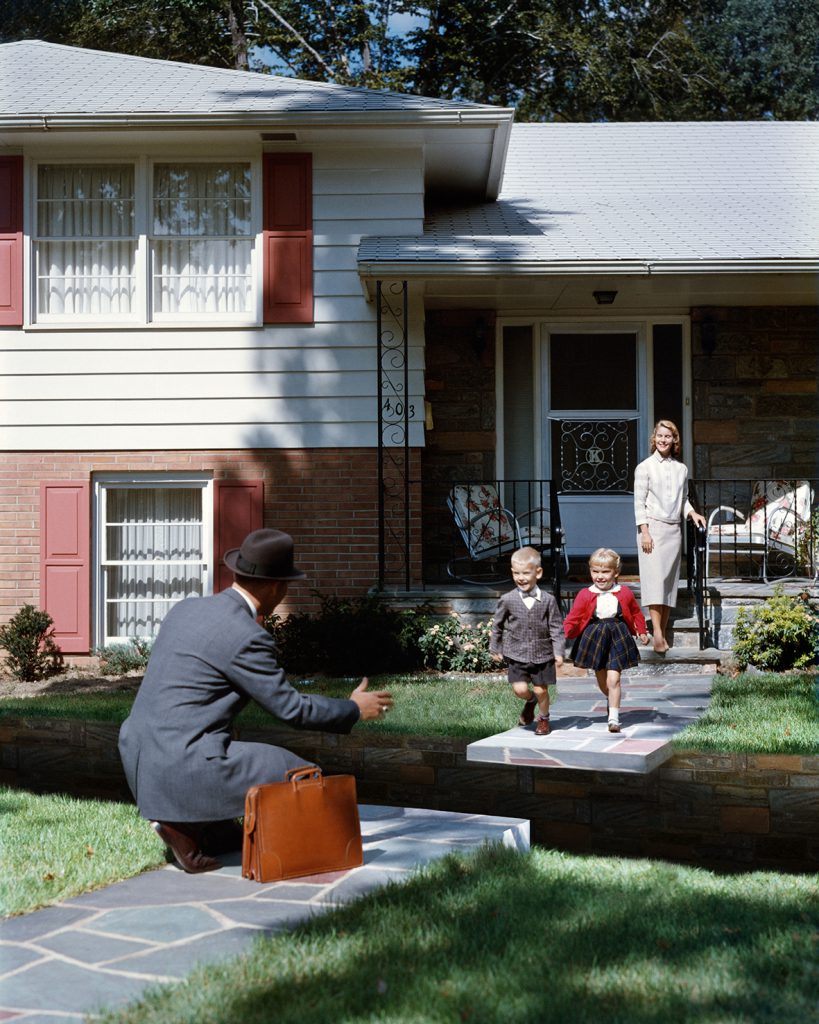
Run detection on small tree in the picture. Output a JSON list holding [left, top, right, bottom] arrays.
[[0, 604, 63, 681]]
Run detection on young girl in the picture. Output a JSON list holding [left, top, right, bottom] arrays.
[[563, 548, 649, 733]]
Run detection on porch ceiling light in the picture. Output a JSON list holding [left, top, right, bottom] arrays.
[[593, 290, 618, 305]]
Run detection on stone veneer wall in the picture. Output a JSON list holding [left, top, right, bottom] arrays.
[[422, 310, 498, 582], [3, 716, 817, 874], [690, 306, 819, 479]]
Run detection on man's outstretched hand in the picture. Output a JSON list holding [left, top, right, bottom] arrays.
[[350, 677, 394, 721]]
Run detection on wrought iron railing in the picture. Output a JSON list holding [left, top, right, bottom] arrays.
[[446, 478, 566, 604], [690, 478, 819, 584], [688, 477, 819, 650], [686, 519, 709, 650]]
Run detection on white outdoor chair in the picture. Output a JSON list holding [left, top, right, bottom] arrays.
[[446, 483, 568, 587], [704, 479, 814, 582]]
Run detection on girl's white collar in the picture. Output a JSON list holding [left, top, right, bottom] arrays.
[[590, 583, 621, 594]]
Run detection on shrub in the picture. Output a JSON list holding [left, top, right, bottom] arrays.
[[416, 614, 495, 672], [93, 638, 154, 675], [0, 604, 63, 681], [732, 587, 819, 672], [265, 593, 427, 676]]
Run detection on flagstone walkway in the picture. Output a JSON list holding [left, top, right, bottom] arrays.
[[0, 805, 529, 1023]]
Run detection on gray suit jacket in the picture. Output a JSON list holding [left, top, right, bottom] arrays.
[[490, 589, 565, 664], [118, 588, 360, 822]]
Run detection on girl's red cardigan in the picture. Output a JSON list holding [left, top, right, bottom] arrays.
[[563, 585, 647, 639]]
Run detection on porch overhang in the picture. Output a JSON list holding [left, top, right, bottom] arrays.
[[357, 256, 819, 308]]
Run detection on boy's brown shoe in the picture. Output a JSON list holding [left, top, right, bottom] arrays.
[[518, 698, 537, 726], [535, 716, 551, 736]]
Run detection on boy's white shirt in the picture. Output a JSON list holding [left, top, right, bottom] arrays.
[[589, 583, 620, 619], [517, 584, 542, 610]]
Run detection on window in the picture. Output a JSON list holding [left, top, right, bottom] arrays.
[[34, 161, 256, 325], [36, 164, 136, 317], [95, 476, 213, 644]]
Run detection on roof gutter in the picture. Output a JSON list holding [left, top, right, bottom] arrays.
[[358, 258, 819, 278], [0, 108, 516, 132]]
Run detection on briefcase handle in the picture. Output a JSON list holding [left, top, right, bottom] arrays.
[[286, 766, 323, 785]]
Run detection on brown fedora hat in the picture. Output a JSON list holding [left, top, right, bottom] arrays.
[[223, 529, 306, 581]]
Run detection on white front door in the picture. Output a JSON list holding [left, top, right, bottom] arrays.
[[541, 325, 647, 555]]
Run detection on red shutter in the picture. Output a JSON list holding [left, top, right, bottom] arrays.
[[40, 481, 91, 654], [263, 153, 313, 324], [214, 480, 264, 592], [0, 156, 23, 327]]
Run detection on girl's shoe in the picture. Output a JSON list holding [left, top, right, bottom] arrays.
[[607, 719, 621, 733]]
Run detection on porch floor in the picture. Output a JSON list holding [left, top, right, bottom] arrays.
[[467, 670, 714, 774]]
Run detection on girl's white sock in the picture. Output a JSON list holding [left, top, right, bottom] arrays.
[[608, 708, 620, 724]]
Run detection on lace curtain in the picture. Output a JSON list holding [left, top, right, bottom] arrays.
[[152, 163, 252, 314], [36, 162, 253, 317], [103, 487, 205, 640], [36, 164, 136, 315]]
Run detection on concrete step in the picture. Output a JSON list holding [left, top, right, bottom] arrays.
[[468, 672, 713, 774]]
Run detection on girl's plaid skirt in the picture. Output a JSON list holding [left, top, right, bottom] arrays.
[[572, 617, 640, 671]]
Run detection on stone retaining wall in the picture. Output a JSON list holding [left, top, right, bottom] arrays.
[[2, 717, 817, 873]]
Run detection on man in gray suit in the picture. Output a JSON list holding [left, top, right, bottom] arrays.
[[119, 529, 393, 873]]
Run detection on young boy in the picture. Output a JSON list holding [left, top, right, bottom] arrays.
[[490, 546, 565, 736]]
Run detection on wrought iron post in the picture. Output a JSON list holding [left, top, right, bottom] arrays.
[[376, 280, 411, 590]]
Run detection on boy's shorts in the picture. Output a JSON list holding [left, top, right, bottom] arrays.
[[506, 659, 557, 687]]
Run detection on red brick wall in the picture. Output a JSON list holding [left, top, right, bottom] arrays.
[[1, 448, 422, 631]]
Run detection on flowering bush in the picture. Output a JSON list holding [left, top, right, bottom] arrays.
[[732, 587, 819, 671], [416, 614, 496, 672]]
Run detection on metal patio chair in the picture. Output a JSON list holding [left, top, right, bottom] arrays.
[[446, 482, 567, 595], [704, 479, 814, 582]]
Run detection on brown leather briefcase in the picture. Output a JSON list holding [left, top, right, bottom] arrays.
[[242, 767, 363, 882]]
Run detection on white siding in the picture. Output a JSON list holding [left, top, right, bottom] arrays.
[[2, 144, 426, 451]]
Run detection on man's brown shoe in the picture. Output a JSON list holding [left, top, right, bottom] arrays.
[[153, 821, 221, 874], [518, 698, 537, 726], [535, 717, 551, 736]]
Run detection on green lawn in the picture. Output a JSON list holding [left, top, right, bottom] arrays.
[[94, 843, 819, 1024], [0, 788, 165, 916], [673, 671, 819, 755], [1, 670, 817, 754]]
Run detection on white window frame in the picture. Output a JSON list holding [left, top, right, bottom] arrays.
[[30, 156, 262, 328], [92, 472, 214, 646]]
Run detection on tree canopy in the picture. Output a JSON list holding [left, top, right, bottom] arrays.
[[3, 0, 817, 119]]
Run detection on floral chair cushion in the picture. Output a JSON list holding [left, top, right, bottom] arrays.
[[448, 485, 517, 557], [709, 480, 813, 548]]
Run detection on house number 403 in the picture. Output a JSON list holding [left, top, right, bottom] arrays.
[[382, 399, 416, 418]]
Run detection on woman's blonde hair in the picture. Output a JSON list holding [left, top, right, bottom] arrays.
[[588, 548, 621, 574], [650, 419, 681, 458]]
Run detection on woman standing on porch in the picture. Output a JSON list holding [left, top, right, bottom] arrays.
[[634, 420, 706, 653]]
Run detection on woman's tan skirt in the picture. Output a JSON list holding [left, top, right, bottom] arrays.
[[637, 517, 683, 606]]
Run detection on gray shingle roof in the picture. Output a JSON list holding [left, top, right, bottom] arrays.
[[0, 39, 504, 120], [358, 122, 819, 271]]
